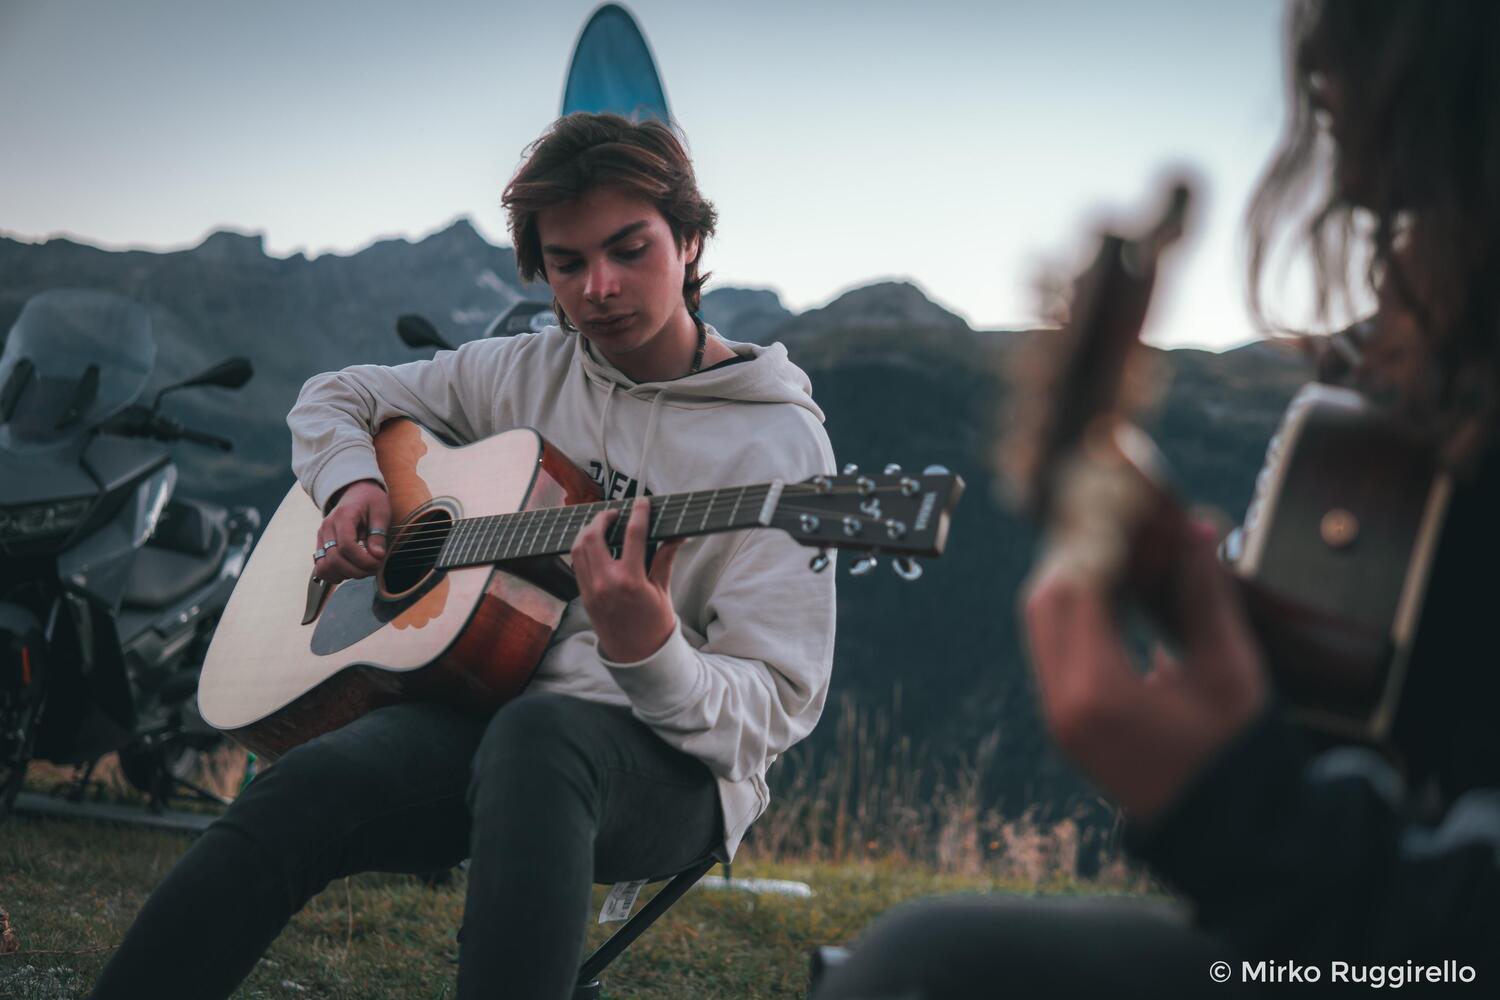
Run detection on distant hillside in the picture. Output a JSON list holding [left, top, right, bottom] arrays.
[[0, 221, 1309, 819], [699, 286, 791, 345]]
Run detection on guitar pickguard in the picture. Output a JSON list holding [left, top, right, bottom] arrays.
[[308, 573, 450, 656]]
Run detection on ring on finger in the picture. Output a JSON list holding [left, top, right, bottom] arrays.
[[322, 539, 338, 552], [366, 527, 386, 537], [313, 550, 326, 562]]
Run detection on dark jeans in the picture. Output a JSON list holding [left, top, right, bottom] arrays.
[[91, 693, 722, 1000], [813, 894, 1259, 1000]]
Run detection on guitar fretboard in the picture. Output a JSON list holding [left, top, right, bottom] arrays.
[[434, 482, 783, 569]]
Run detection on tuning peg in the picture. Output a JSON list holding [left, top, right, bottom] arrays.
[[798, 513, 821, 534], [856, 475, 876, 496], [899, 477, 921, 497], [850, 553, 878, 576], [809, 548, 831, 573], [893, 557, 923, 582], [842, 463, 859, 475], [923, 464, 949, 476], [884, 463, 902, 475]]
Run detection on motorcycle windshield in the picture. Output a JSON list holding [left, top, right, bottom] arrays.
[[0, 289, 156, 452]]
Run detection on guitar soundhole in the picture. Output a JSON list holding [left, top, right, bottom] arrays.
[[380, 508, 453, 597]]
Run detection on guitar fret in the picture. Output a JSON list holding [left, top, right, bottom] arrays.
[[498, 515, 516, 563], [556, 505, 575, 555], [565, 506, 581, 553], [673, 492, 690, 534], [728, 485, 747, 528], [649, 496, 663, 542], [491, 511, 512, 561], [543, 509, 561, 554], [467, 517, 485, 565], [520, 509, 541, 558], [700, 487, 718, 531], [469, 517, 486, 564], [479, 515, 498, 563], [508, 510, 528, 559], [499, 512, 520, 560], [451, 519, 471, 566]]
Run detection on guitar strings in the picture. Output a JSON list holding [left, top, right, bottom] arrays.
[[373, 483, 919, 559], [372, 482, 917, 550], [380, 491, 933, 571], [375, 484, 918, 554]]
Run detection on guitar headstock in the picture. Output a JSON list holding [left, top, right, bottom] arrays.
[[769, 464, 965, 580], [997, 180, 1194, 523]]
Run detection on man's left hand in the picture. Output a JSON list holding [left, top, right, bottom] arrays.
[[572, 496, 685, 663]]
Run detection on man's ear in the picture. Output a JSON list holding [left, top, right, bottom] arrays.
[[681, 232, 701, 266]]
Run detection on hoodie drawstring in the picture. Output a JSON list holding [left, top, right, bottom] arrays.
[[637, 391, 665, 498], [596, 381, 618, 497], [593, 380, 667, 503]]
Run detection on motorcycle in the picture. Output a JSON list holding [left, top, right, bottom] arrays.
[[0, 288, 260, 819]]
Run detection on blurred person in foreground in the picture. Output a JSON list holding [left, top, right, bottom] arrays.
[[816, 2, 1500, 996]]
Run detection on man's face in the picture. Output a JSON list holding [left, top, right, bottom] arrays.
[[537, 186, 698, 364]]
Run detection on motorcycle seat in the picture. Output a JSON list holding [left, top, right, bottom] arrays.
[[122, 505, 229, 609], [149, 499, 230, 557]]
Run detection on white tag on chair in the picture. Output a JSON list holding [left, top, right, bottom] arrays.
[[598, 879, 648, 924]]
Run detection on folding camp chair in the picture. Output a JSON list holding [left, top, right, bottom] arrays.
[[574, 858, 718, 999]]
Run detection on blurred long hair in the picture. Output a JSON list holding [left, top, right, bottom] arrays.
[[1247, 0, 1500, 464]]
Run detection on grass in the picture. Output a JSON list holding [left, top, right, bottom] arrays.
[[0, 812, 1147, 1000], [1, 709, 1160, 999]]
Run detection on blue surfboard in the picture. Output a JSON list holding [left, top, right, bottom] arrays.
[[561, 3, 670, 122]]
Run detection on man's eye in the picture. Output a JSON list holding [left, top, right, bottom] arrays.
[[552, 260, 583, 274], [615, 245, 647, 261]]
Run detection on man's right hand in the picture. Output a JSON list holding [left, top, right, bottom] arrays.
[[315, 479, 391, 584]]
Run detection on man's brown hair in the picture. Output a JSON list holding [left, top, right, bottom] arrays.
[[502, 113, 718, 329]]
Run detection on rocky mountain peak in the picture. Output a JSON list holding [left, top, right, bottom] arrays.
[[779, 280, 971, 339], [193, 230, 267, 263]]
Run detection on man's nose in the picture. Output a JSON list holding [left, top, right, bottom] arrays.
[[584, 261, 620, 303]]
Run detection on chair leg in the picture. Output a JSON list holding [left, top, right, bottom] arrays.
[[576, 859, 716, 989]]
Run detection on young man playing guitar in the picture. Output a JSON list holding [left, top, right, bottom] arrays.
[[817, 1, 1500, 996], [92, 113, 838, 1000]]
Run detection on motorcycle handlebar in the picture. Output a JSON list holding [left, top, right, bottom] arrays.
[[178, 427, 234, 452], [99, 408, 234, 451]]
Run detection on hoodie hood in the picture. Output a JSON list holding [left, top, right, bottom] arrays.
[[571, 323, 826, 505], [572, 324, 825, 421]]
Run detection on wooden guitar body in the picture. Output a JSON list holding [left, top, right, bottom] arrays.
[[1227, 383, 1451, 742], [198, 421, 598, 760]]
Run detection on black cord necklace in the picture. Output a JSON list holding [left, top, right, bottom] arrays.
[[688, 316, 707, 375]]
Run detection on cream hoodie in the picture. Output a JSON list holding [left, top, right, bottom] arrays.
[[286, 325, 837, 856]]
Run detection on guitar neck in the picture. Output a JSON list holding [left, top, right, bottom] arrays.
[[434, 482, 784, 569]]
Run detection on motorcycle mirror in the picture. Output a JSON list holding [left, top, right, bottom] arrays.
[[397, 314, 454, 352], [152, 357, 254, 410]]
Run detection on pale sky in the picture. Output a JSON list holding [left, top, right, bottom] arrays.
[[1, 0, 1292, 349]]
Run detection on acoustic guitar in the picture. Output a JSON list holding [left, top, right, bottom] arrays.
[[998, 181, 1452, 749], [198, 420, 964, 759]]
